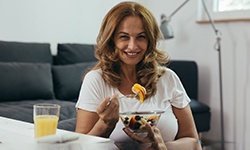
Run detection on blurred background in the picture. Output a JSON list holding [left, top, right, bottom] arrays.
[[0, 0, 249, 149]]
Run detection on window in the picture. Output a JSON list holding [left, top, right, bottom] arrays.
[[197, 0, 250, 22], [218, 0, 250, 11]]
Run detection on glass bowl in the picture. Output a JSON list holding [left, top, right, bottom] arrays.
[[119, 110, 164, 133]]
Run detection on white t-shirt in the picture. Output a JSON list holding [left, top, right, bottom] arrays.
[[76, 68, 191, 142]]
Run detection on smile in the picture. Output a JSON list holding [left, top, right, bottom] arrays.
[[125, 52, 139, 56]]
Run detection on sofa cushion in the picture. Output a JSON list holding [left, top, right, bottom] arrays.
[[0, 62, 54, 101], [0, 41, 52, 64], [190, 99, 210, 113], [54, 43, 97, 65], [0, 99, 76, 123], [52, 62, 96, 101], [58, 118, 76, 132]]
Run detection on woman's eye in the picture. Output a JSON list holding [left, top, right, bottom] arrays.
[[120, 35, 129, 39], [137, 35, 146, 39]]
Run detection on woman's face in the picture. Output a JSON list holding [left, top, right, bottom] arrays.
[[114, 16, 148, 67]]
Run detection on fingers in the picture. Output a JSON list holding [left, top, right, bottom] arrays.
[[145, 124, 165, 145], [123, 124, 167, 150], [96, 94, 119, 126], [96, 97, 111, 114], [123, 124, 162, 143], [145, 123, 155, 138], [96, 93, 119, 114], [105, 94, 119, 114], [123, 128, 143, 143]]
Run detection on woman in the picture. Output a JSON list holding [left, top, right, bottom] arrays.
[[75, 1, 202, 150]]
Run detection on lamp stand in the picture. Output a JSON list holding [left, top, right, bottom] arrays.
[[201, 0, 225, 150], [168, 0, 190, 20]]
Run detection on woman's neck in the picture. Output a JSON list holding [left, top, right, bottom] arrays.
[[120, 65, 137, 83], [119, 65, 137, 95]]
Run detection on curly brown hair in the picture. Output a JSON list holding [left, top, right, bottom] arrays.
[[92, 1, 170, 98]]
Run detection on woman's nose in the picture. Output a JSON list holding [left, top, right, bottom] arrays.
[[128, 39, 138, 50]]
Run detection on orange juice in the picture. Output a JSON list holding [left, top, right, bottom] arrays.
[[34, 115, 59, 138]]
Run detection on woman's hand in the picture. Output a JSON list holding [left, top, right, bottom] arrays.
[[123, 123, 168, 150], [96, 93, 119, 127], [76, 94, 119, 138]]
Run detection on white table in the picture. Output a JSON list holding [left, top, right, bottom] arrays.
[[0, 116, 118, 150]]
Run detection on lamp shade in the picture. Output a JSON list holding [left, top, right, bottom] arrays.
[[160, 14, 174, 39], [159, 0, 190, 40]]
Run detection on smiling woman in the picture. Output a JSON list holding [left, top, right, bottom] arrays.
[[75, 1, 202, 150]]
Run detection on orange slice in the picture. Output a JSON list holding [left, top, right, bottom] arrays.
[[132, 83, 146, 103]]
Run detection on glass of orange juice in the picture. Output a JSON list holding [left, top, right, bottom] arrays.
[[33, 103, 60, 138]]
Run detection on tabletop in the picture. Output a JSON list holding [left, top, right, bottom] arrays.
[[0, 116, 118, 150]]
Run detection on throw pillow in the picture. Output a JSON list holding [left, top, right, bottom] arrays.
[[52, 62, 96, 101], [0, 41, 52, 64], [54, 43, 97, 65], [0, 62, 54, 102]]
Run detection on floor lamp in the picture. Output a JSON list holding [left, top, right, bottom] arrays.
[[160, 0, 225, 150], [200, 1, 225, 150], [160, 0, 190, 39]]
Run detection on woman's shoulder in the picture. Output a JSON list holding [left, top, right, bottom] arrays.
[[161, 67, 177, 77], [158, 67, 181, 84], [86, 68, 102, 75], [85, 69, 103, 80]]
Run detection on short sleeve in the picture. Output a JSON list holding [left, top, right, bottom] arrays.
[[167, 69, 191, 108], [75, 70, 104, 111]]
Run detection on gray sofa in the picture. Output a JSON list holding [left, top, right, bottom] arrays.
[[0, 41, 96, 131], [0, 40, 210, 133]]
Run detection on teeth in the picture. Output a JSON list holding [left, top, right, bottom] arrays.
[[127, 52, 137, 56]]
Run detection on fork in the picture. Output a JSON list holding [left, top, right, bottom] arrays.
[[117, 92, 139, 99], [105, 93, 139, 107]]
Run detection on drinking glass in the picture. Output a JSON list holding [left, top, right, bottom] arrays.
[[33, 103, 60, 138]]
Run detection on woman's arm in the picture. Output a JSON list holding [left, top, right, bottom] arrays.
[[75, 95, 119, 138], [165, 137, 201, 150], [165, 105, 202, 150]]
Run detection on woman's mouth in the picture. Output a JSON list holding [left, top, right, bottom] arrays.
[[125, 52, 139, 56]]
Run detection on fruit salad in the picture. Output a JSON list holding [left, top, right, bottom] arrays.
[[120, 111, 164, 133]]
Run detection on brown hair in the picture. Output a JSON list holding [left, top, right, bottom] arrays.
[[93, 1, 170, 98]]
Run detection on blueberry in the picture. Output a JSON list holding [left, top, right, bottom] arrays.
[[134, 122, 141, 130], [135, 115, 141, 120], [124, 120, 129, 124]]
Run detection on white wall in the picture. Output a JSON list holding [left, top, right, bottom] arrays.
[[144, 0, 250, 149], [1, 0, 249, 149], [0, 0, 129, 54]]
